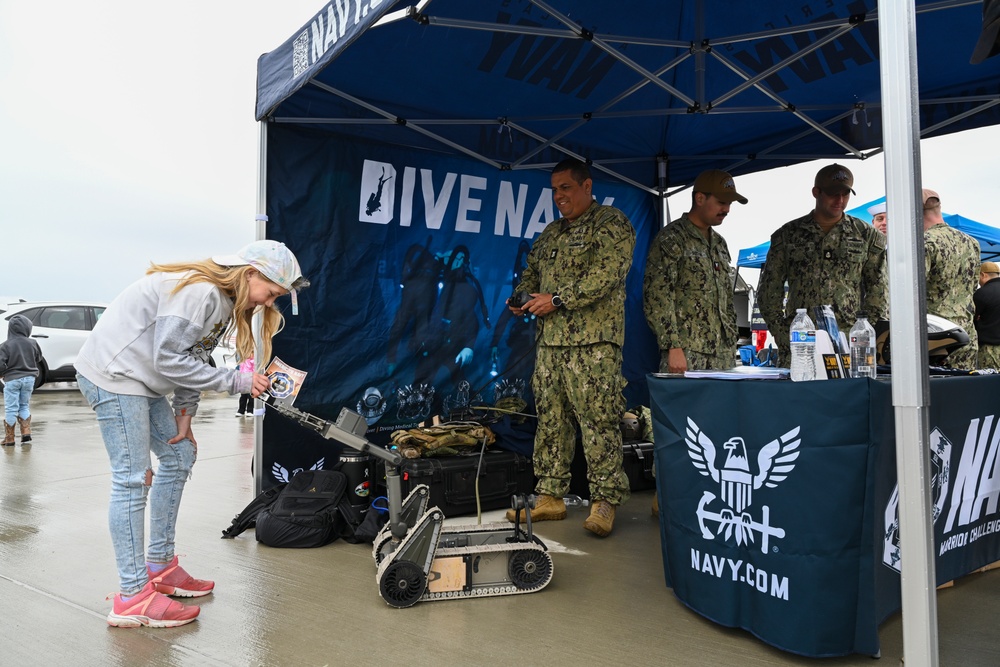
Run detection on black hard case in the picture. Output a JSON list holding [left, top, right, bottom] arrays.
[[569, 439, 656, 499], [375, 450, 535, 518]]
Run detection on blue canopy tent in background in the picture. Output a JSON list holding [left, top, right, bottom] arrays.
[[736, 240, 773, 270], [252, 1, 1000, 659], [948, 214, 1000, 261], [737, 197, 1000, 269]]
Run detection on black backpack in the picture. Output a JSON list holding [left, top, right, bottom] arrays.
[[222, 469, 378, 548]]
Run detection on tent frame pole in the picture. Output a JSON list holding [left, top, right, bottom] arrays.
[[253, 120, 268, 497], [879, 0, 939, 664]]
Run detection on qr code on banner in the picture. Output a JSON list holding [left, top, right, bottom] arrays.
[[292, 31, 310, 78]]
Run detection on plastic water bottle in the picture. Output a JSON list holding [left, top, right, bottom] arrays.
[[849, 314, 877, 379], [789, 308, 816, 382]]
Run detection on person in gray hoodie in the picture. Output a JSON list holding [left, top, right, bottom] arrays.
[[76, 240, 308, 629], [0, 314, 43, 445]]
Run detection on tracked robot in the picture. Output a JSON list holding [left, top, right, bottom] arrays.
[[263, 400, 554, 608]]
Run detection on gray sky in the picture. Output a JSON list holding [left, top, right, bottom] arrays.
[[2, 1, 997, 303], [0, 0, 318, 303]]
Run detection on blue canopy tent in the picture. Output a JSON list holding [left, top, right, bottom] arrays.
[[253, 1, 1000, 659], [736, 198, 891, 268], [737, 200, 1000, 269], [736, 240, 772, 270], [948, 213, 1000, 260], [256, 2, 1000, 190]]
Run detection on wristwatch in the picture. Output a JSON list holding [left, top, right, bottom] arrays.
[[551, 294, 564, 308]]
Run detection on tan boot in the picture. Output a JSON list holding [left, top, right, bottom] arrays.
[[2, 421, 15, 447], [651, 493, 659, 517], [506, 494, 566, 523], [17, 416, 31, 444], [583, 500, 616, 537]]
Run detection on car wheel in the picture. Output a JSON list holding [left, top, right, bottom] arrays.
[[34, 362, 47, 390]]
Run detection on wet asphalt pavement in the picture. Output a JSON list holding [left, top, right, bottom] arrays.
[[0, 385, 998, 666]]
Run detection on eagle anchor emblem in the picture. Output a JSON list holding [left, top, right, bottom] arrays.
[[686, 418, 801, 553]]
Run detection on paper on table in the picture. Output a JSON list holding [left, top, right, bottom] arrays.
[[662, 366, 791, 380]]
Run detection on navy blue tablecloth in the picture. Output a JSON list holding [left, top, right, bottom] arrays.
[[649, 374, 1000, 658]]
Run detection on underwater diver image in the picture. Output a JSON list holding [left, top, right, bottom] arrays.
[[386, 237, 442, 376], [414, 244, 492, 398]]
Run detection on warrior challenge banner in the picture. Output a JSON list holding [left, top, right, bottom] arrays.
[[874, 374, 1000, 624], [261, 125, 658, 485]]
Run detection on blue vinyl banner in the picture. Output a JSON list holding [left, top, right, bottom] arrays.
[[262, 124, 659, 484]]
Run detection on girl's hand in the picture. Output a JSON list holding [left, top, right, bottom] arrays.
[[251, 372, 271, 398], [168, 414, 197, 452]]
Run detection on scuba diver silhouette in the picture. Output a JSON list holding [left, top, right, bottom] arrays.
[[366, 167, 393, 216]]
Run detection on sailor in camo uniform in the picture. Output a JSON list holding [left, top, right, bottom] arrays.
[[506, 158, 635, 537], [643, 170, 748, 372], [922, 188, 980, 369], [758, 164, 888, 368]]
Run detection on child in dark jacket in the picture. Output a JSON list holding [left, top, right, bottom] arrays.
[[0, 314, 44, 445]]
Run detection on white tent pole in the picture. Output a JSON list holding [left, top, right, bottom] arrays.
[[253, 120, 268, 497], [878, 1, 938, 665]]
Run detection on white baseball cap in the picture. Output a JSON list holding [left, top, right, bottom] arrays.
[[213, 240, 309, 314]]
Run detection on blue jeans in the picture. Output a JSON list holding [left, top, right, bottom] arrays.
[[3, 375, 35, 425], [77, 374, 197, 596]]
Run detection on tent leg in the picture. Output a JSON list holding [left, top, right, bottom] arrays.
[[878, 1, 939, 665], [253, 120, 268, 498]]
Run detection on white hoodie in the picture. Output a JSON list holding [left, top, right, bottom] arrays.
[[76, 271, 253, 417]]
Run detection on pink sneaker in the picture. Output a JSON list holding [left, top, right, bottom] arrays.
[[147, 556, 215, 598], [107, 582, 199, 628]]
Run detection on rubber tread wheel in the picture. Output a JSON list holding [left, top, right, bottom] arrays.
[[380, 560, 427, 608], [508, 550, 551, 590]]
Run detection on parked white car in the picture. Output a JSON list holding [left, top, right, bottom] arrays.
[[0, 301, 107, 387], [0, 302, 242, 387]]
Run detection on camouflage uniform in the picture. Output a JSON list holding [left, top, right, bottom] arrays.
[[758, 213, 887, 367], [643, 213, 738, 371], [517, 202, 635, 505], [925, 224, 979, 369]]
